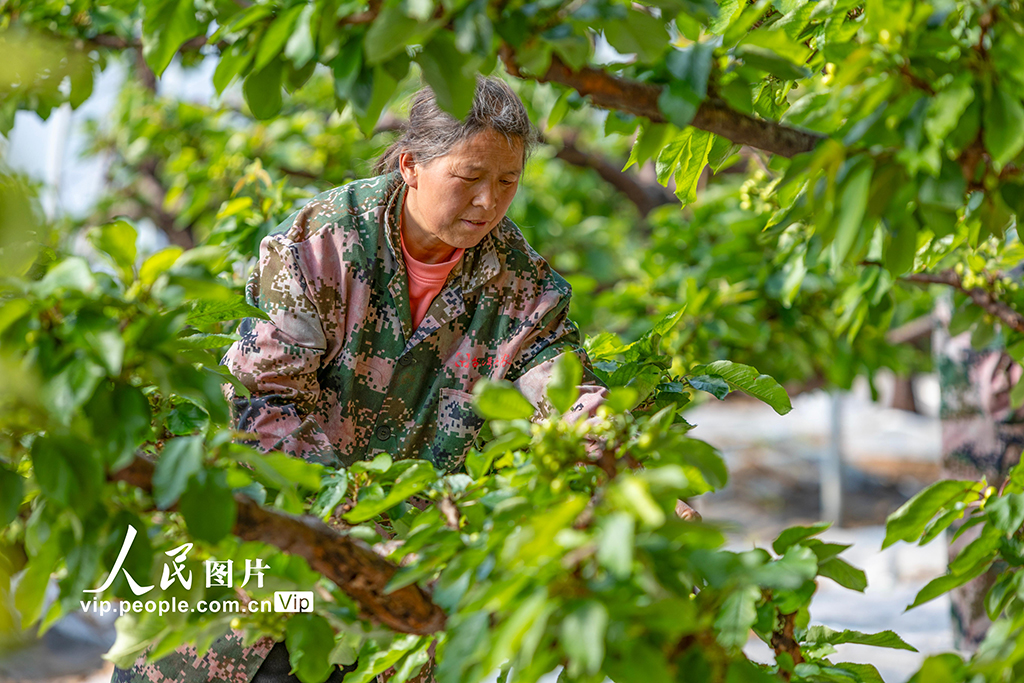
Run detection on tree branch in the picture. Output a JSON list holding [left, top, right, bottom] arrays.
[[904, 269, 1024, 334], [501, 47, 824, 159], [110, 456, 447, 635], [550, 133, 677, 216]]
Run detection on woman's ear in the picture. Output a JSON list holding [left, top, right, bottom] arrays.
[[398, 152, 418, 189]]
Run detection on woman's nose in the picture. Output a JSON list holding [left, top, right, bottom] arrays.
[[472, 181, 497, 209]]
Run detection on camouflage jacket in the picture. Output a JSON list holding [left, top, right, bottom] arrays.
[[113, 173, 607, 683]]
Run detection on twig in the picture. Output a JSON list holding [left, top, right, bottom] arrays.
[[904, 269, 1024, 334]]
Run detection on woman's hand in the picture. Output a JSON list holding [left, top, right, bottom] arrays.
[[675, 499, 701, 521]]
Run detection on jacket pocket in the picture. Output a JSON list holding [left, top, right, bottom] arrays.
[[432, 387, 486, 472]]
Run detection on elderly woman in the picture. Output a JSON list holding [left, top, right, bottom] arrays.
[[113, 77, 612, 683], [221, 77, 609, 476]]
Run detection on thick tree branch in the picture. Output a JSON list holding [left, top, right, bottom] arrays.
[[501, 48, 824, 159], [905, 269, 1024, 334], [111, 456, 447, 635]]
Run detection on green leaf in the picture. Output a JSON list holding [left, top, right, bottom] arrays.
[[773, 521, 832, 554], [598, 512, 634, 579], [905, 654, 966, 683], [546, 352, 583, 414], [561, 601, 608, 676], [434, 611, 489, 683], [344, 461, 437, 522], [36, 257, 97, 298], [726, 660, 778, 683], [14, 541, 60, 629], [833, 663, 884, 683], [624, 122, 670, 171], [418, 32, 476, 120], [908, 560, 992, 609], [142, 0, 202, 77], [152, 436, 204, 509], [715, 584, 761, 649], [257, 452, 326, 490], [89, 220, 137, 279], [43, 356, 106, 420], [213, 40, 254, 95], [655, 128, 714, 204], [949, 526, 1001, 574], [802, 626, 917, 652], [817, 557, 868, 592], [925, 74, 975, 143], [0, 465, 22, 526], [883, 479, 981, 548], [735, 45, 810, 80], [364, 5, 421, 65], [187, 298, 270, 326], [1012, 374, 1024, 410], [983, 89, 1024, 168], [473, 379, 536, 420], [139, 246, 183, 286], [687, 361, 792, 414], [353, 66, 398, 136], [666, 41, 714, 99], [465, 429, 530, 479], [678, 437, 728, 490], [285, 614, 336, 683], [687, 374, 730, 400], [179, 468, 236, 544], [753, 545, 818, 590], [254, 5, 304, 73], [919, 503, 967, 545], [310, 470, 349, 520], [166, 397, 209, 435], [31, 435, 102, 512], [243, 58, 285, 121], [602, 10, 669, 62], [986, 492, 1024, 535], [284, 3, 317, 68], [175, 333, 240, 350], [830, 160, 874, 268]]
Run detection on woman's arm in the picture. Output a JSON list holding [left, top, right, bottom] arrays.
[[505, 286, 608, 422], [221, 231, 341, 468]]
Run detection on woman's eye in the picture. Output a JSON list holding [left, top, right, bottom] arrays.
[[458, 176, 478, 182], [501, 179, 515, 186]]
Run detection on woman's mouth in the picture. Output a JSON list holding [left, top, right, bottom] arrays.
[[461, 218, 489, 229]]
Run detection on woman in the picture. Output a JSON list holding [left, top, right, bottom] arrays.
[[114, 77, 609, 683]]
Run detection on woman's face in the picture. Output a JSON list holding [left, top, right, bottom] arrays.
[[399, 128, 523, 262]]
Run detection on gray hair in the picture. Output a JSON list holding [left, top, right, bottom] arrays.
[[375, 76, 540, 175]]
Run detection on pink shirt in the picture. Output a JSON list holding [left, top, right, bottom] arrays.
[[400, 228, 465, 329]]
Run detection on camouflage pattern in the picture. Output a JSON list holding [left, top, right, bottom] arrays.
[[111, 629, 276, 683], [934, 294, 1024, 651], [113, 172, 607, 682], [223, 171, 606, 471]]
